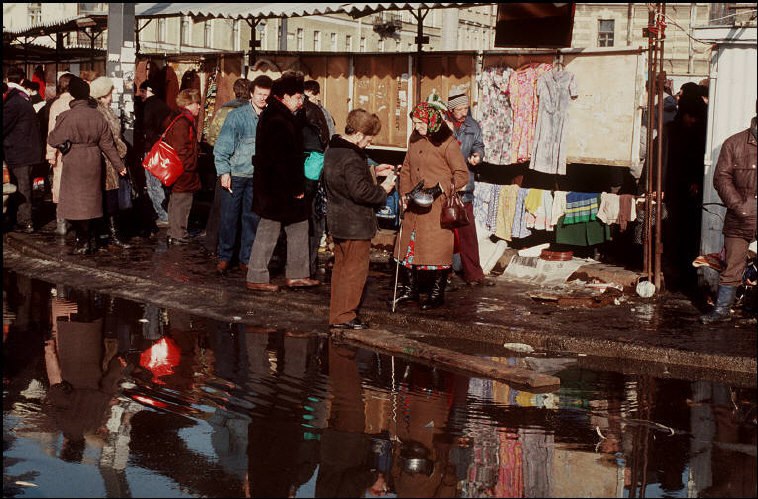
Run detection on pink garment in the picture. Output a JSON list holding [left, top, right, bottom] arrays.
[[507, 63, 552, 163], [495, 430, 524, 497]]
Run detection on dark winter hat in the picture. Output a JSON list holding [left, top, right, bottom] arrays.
[[68, 76, 90, 100], [271, 72, 304, 98]]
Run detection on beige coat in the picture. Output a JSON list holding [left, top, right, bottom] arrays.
[[46, 92, 74, 204], [96, 101, 127, 191], [395, 131, 469, 266]]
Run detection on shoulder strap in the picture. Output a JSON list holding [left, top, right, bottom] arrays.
[[159, 114, 184, 141]]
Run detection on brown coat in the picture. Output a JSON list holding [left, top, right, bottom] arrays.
[[96, 101, 127, 191], [47, 99, 124, 220], [395, 130, 469, 266], [163, 110, 201, 193], [714, 126, 757, 240]]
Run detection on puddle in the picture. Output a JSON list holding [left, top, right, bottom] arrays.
[[3, 270, 756, 497]]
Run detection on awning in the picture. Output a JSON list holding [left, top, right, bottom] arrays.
[[2, 41, 106, 63], [135, 3, 349, 20], [135, 3, 486, 20], [2, 14, 108, 39]]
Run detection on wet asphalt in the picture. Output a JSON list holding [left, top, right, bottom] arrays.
[[2, 221, 756, 388]]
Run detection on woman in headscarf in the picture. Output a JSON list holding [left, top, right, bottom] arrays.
[[392, 102, 468, 310], [47, 76, 126, 255]]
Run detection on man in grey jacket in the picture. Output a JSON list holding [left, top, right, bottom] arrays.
[[214, 75, 273, 274], [445, 88, 491, 286]]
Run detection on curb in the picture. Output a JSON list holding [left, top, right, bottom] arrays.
[[4, 232, 755, 386]]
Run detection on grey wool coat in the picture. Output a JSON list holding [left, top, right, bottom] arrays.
[[47, 99, 125, 220]]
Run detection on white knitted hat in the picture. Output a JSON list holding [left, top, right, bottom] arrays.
[[447, 83, 469, 110], [89, 76, 114, 99]]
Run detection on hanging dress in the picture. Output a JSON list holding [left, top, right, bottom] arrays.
[[529, 67, 578, 175]]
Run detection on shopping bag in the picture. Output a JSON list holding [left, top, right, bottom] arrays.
[[142, 115, 184, 187]]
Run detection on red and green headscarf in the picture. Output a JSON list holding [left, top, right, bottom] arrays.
[[411, 102, 443, 133]]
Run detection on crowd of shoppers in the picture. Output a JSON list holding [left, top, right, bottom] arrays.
[[7, 62, 750, 327]]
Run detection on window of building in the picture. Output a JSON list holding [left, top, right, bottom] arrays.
[[181, 16, 190, 45], [233, 19, 241, 51], [297, 28, 304, 50], [597, 19, 615, 47], [330, 32, 337, 51], [313, 30, 321, 51], [28, 3, 42, 25], [204, 20, 213, 47], [346, 34, 353, 51], [78, 3, 106, 14], [360, 36, 366, 52], [157, 18, 167, 43], [379, 38, 385, 52]]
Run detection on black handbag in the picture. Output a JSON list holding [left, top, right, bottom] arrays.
[[440, 183, 470, 229], [118, 173, 136, 210]]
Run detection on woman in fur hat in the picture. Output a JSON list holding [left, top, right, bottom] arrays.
[[90, 76, 131, 249]]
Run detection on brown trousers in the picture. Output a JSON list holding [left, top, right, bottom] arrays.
[[721, 236, 750, 286], [329, 239, 371, 324], [167, 191, 193, 239]]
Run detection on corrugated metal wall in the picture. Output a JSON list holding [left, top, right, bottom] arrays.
[[700, 42, 758, 287]]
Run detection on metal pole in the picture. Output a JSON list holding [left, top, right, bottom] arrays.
[[654, 3, 666, 291], [643, 5, 656, 281], [412, 7, 429, 104], [246, 18, 260, 75], [391, 167, 404, 313]]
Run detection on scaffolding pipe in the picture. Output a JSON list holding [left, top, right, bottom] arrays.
[[643, 5, 656, 281], [654, 3, 666, 291]]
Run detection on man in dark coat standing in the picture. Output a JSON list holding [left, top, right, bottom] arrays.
[[140, 79, 171, 227], [246, 72, 320, 292], [3, 67, 42, 232], [701, 107, 757, 323]]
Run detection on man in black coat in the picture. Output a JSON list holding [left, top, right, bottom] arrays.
[[3, 67, 42, 232], [246, 72, 320, 292], [140, 79, 171, 226]]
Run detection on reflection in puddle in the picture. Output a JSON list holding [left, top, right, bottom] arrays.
[[3, 270, 756, 498]]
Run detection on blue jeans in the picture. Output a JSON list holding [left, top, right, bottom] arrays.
[[145, 171, 168, 223], [218, 176, 259, 264]]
